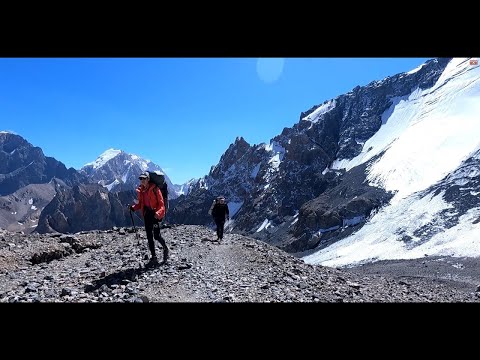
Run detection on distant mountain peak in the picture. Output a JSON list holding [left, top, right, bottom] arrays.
[[80, 149, 180, 198], [83, 148, 122, 169]]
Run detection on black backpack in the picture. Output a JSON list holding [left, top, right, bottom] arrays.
[[147, 170, 169, 212]]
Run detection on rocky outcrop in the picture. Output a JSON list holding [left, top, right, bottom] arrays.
[[35, 183, 137, 234]]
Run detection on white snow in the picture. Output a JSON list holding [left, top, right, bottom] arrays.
[[268, 153, 282, 169], [84, 149, 121, 169], [303, 190, 457, 267], [406, 62, 427, 75], [302, 100, 336, 122], [265, 141, 285, 170], [28, 198, 33, 205], [105, 179, 120, 191], [256, 219, 272, 232]]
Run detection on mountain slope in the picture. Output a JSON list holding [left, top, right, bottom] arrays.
[[0, 132, 87, 196], [303, 58, 480, 267], [0, 132, 90, 233], [0, 180, 61, 233]]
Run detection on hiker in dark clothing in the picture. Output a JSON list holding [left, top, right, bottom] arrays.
[[129, 172, 169, 267], [211, 196, 230, 241]]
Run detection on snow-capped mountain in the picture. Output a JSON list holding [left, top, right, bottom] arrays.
[[80, 149, 179, 199], [176, 178, 197, 196], [303, 57, 480, 267], [171, 57, 480, 267]]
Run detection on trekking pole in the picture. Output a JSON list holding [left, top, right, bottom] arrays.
[[129, 208, 139, 240]]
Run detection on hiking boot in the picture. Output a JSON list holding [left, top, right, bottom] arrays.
[[145, 256, 159, 268], [163, 247, 169, 262]]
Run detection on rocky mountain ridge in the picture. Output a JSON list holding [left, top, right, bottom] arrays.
[[0, 132, 87, 197]]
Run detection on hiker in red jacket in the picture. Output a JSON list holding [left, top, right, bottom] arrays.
[[129, 172, 169, 267]]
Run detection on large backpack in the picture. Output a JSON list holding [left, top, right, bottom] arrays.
[[147, 170, 169, 213]]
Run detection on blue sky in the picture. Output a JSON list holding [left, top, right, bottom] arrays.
[[0, 57, 431, 185]]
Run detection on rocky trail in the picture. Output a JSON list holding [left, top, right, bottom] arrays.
[[1, 225, 479, 303]]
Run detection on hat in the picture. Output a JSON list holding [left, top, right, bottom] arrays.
[[138, 172, 149, 180]]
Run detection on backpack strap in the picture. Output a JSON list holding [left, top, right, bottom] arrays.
[[153, 185, 159, 204]]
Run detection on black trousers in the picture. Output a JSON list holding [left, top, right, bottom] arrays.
[[215, 220, 225, 240], [143, 208, 167, 258]]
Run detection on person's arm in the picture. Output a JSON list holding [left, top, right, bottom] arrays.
[[131, 190, 142, 211], [154, 186, 166, 220]]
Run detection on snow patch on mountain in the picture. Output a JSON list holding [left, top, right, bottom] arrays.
[[302, 99, 336, 122], [265, 141, 285, 170], [83, 149, 121, 169], [406, 62, 427, 75], [330, 58, 480, 202]]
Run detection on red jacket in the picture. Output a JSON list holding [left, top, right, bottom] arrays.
[[131, 183, 165, 220]]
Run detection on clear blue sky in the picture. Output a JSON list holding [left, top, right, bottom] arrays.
[[0, 57, 431, 185]]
